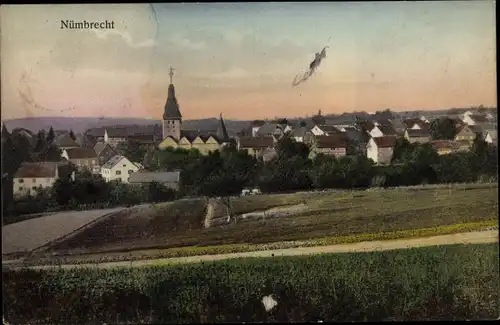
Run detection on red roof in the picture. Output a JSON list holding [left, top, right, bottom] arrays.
[[14, 162, 58, 178], [65, 148, 97, 159], [372, 136, 397, 148], [314, 135, 348, 148]]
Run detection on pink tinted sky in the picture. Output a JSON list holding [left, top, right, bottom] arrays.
[[0, 2, 496, 121]]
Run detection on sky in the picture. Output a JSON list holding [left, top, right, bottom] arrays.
[[0, 2, 496, 121]]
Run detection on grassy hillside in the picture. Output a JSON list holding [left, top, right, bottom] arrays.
[[44, 184, 498, 256], [4, 244, 499, 323]]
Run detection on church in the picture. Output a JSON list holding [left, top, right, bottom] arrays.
[[85, 67, 231, 155], [157, 67, 231, 155]]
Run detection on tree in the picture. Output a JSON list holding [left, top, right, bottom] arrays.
[[429, 118, 457, 140], [391, 137, 414, 163], [181, 150, 258, 222], [34, 130, 46, 153], [51, 178, 74, 207], [69, 130, 76, 141], [46, 127, 55, 143], [116, 140, 148, 164]]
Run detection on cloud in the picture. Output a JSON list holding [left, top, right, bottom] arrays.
[[91, 29, 157, 48]]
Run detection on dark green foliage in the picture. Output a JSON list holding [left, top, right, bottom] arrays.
[[46, 127, 55, 143], [3, 244, 498, 323], [429, 118, 458, 140]]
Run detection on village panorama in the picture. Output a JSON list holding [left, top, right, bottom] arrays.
[[1, 2, 498, 323]]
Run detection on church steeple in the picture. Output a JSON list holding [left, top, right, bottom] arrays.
[[162, 65, 182, 141], [163, 66, 182, 121]]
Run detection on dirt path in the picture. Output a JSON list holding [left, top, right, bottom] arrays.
[[13, 230, 498, 270]]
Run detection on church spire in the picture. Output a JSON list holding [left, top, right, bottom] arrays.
[[163, 65, 182, 121]]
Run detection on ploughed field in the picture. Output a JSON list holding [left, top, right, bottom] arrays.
[[42, 184, 498, 257]]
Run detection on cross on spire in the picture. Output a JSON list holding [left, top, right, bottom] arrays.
[[169, 66, 175, 84]]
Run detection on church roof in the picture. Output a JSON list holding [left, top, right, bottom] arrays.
[[163, 84, 182, 120]]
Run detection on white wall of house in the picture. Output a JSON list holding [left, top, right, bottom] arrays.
[[369, 126, 384, 138], [366, 138, 393, 165], [251, 127, 260, 137], [366, 138, 378, 163], [485, 133, 496, 144], [100, 157, 139, 183], [420, 116, 429, 123], [311, 125, 325, 136], [411, 124, 421, 130], [13, 176, 58, 197]]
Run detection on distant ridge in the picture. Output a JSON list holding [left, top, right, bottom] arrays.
[[1, 107, 488, 135]]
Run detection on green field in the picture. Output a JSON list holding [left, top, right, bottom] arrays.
[[3, 244, 499, 323], [43, 184, 498, 260]]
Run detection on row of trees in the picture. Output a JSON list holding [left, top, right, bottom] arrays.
[[8, 169, 177, 218]]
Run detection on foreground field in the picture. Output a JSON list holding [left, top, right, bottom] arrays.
[[3, 244, 499, 323], [43, 184, 498, 258]]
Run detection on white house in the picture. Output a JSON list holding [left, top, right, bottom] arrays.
[[484, 130, 497, 145], [369, 125, 397, 138], [461, 114, 490, 126], [290, 126, 313, 143], [100, 155, 139, 183], [420, 116, 430, 123], [369, 126, 384, 138], [310, 125, 341, 136], [366, 136, 397, 165], [12, 162, 60, 197]]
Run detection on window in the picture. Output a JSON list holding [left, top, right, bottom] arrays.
[[19, 179, 24, 183], [116, 170, 121, 175], [128, 170, 133, 175], [91, 159, 96, 164], [122, 164, 126, 167], [32, 178, 36, 183], [32, 186, 37, 190], [19, 187, 24, 191]]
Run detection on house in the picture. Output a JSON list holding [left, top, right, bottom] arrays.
[[76, 133, 97, 149], [309, 135, 348, 159], [11, 128, 35, 146], [388, 118, 407, 134], [403, 119, 429, 130], [462, 114, 490, 126], [366, 136, 397, 165], [261, 147, 278, 162], [420, 116, 430, 123], [55, 133, 80, 150], [93, 142, 118, 166], [158, 134, 226, 155], [253, 122, 290, 140], [404, 128, 431, 144], [128, 171, 180, 190], [310, 124, 342, 136], [483, 130, 497, 145], [61, 148, 99, 173], [454, 125, 483, 142], [250, 120, 267, 137], [238, 136, 275, 159], [12, 162, 62, 197], [100, 155, 139, 183], [430, 140, 458, 155], [290, 126, 313, 143], [369, 124, 397, 138]]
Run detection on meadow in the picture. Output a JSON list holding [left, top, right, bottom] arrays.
[[3, 243, 499, 324], [37, 184, 498, 264]]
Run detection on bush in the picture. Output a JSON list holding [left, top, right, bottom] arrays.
[[3, 244, 498, 323]]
